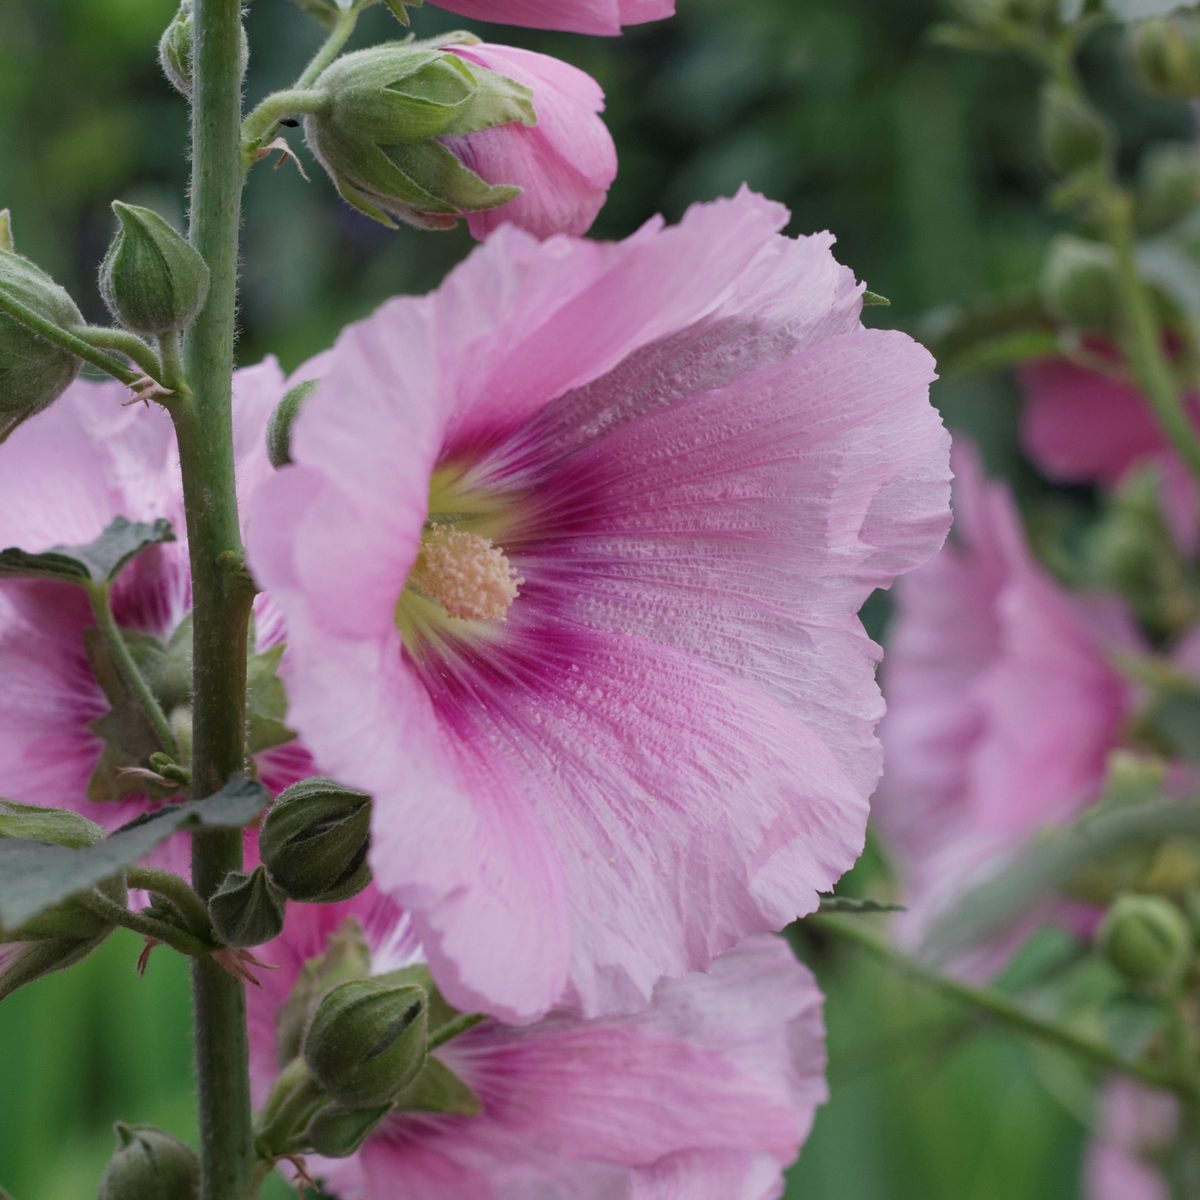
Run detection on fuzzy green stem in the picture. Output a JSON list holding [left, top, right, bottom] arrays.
[[183, 3, 256, 1199], [297, 7, 360, 90], [427, 1011, 487, 1050], [79, 888, 214, 958], [74, 326, 165, 382], [254, 1075, 325, 1158], [84, 581, 180, 760], [240, 89, 330, 172], [809, 913, 1197, 1100], [156, 331, 186, 392], [0, 291, 143, 386], [126, 866, 213, 940]]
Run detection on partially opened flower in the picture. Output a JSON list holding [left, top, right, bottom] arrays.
[[248, 188, 952, 1021], [247, 888, 828, 1200], [418, 0, 674, 36], [876, 440, 1139, 975], [1084, 1079, 1175, 1200]]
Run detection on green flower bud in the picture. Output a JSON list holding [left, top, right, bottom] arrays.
[[302, 43, 535, 229], [1097, 893, 1192, 987], [1136, 143, 1200, 234], [260, 776, 372, 904], [0, 248, 84, 440], [304, 979, 427, 1109], [1130, 14, 1200, 101], [266, 378, 319, 469], [0, 209, 12, 253], [302, 1100, 394, 1158], [1039, 234, 1119, 331], [207, 865, 286, 947], [99, 202, 210, 335], [98, 1123, 199, 1200], [158, 1, 248, 100], [1038, 82, 1112, 177]]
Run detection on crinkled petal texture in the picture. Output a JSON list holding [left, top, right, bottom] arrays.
[[247, 890, 826, 1200], [445, 45, 616, 241], [248, 190, 952, 1022], [1020, 358, 1200, 552], [0, 361, 308, 842], [1084, 1080, 1176, 1200], [876, 440, 1137, 973], [426, 0, 672, 34]]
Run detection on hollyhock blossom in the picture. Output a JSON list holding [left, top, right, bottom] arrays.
[[1020, 358, 1200, 550], [1083, 1079, 1176, 1200], [875, 439, 1139, 975], [442, 44, 616, 241], [422, 0, 673, 36], [246, 888, 827, 1200], [0, 363, 313, 849], [247, 188, 952, 1021]]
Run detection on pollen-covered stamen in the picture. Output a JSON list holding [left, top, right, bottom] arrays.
[[408, 526, 522, 621]]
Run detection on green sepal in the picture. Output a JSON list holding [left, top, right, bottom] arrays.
[[266, 378, 320, 468], [383, 0, 424, 24], [381, 140, 521, 213], [0, 516, 175, 585], [207, 865, 286, 948], [374, 962, 459, 1035], [0, 799, 106, 848], [393, 1055, 482, 1115], [247, 643, 298, 754], [861, 291, 891, 307], [303, 1100, 394, 1158]]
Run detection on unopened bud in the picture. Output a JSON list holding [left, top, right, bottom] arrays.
[[302, 1100, 393, 1158], [1097, 893, 1192, 986], [98, 1123, 199, 1200], [1039, 234, 1119, 331], [0, 210, 11, 253], [304, 979, 427, 1109], [260, 776, 372, 904], [1136, 143, 1200, 234], [0, 249, 84, 439], [99, 201, 210, 335], [207, 865, 286, 947], [1039, 82, 1111, 177], [265, 378, 319, 469], [1130, 14, 1200, 101], [158, 0, 247, 100]]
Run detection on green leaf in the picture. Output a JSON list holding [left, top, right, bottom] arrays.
[[0, 516, 175, 585], [246, 643, 298, 755], [817, 895, 906, 914], [0, 775, 269, 930], [285, 0, 340, 30], [393, 1055, 482, 1115]]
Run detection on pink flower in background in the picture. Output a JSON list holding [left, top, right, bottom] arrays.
[[425, 0, 673, 35], [247, 888, 827, 1200], [1020, 358, 1200, 551], [875, 439, 1138, 974], [444, 44, 616, 241], [0, 363, 313, 847], [1084, 1079, 1176, 1200], [247, 188, 952, 1023]]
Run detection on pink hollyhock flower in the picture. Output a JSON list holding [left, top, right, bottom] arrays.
[[246, 188, 953, 1021], [1084, 1079, 1176, 1200], [423, 0, 673, 35], [0, 362, 313, 851], [443, 44, 616, 241], [246, 887, 827, 1200], [875, 439, 1139, 974], [1020, 358, 1200, 551]]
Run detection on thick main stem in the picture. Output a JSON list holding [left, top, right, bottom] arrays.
[[181, 3, 256, 1200]]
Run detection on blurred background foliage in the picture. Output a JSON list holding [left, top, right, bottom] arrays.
[[1, 0, 1195, 1196]]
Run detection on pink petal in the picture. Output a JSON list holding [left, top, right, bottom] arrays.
[[425, 0, 673, 35]]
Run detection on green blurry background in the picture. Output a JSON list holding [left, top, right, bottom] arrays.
[[0, 0, 1192, 1195]]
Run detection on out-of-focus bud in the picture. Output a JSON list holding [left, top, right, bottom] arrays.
[[303, 979, 427, 1109], [158, 0, 248, 100], [0, 209, 12, 253], [1097, 893, 1192, 987], [260, 776, 372, 904], [0, 799, 106, 847], [99, 202, 210, 336], [1039, 234, 1119, 331], [0, 246, 84, 440], [1129, 14, 1200, 101], [266, 378, 319, 469], [97, 1123, 199, 1200], [207, 865, 286, 947], [1136, 143, 1200, 234], [1039, 82, 1112, 177], [302, 1100, 394, 1158], [302, 41, 537, 230]]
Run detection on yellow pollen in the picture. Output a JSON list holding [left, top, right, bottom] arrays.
[[408, 526, 522, 621]]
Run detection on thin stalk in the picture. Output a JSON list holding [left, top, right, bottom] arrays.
[[296, 7, 359, 90], [155, 331, 186, 393], [428, 1011, 487, 1050], [74, 326, 164, 382], [254, 1075, 325, 1157], [84, 581, 179, 760], [126, 865, 213, 940], [183, 3, 256, 1200], [0, 291, 143, 387], [239, 88, 330, 174], [79, 888, 214, 958], [809, 913, 1197, 1100]]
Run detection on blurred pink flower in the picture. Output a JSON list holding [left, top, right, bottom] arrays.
[[247, 888, 827, 1200], [1020, 358, 1200, 551], [424, 0, 673, 35], [444, 44, 616, 241], [1084, 1079, 1175, 1200], [876, 439, 1139, 974], [0, 363, 313, 853], [247, 188, 952, 1022]]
